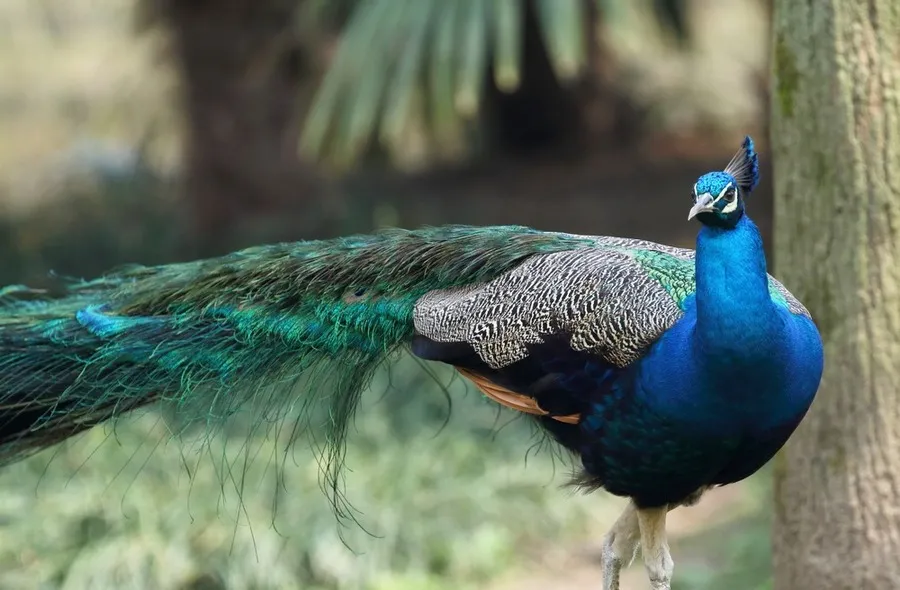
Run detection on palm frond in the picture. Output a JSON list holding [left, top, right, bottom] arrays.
[[492, 0, 523, 92], [298, 0, 691, 167], [299, 0, 592, 166], [380, 0, 437, 144], [535, 0, 589, 81], [429, 1, 464, 144], [455, 0, 491, 118]]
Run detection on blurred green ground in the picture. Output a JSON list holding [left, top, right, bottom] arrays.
[[0, 356, 774, 590], [0, 1, 775, 588]]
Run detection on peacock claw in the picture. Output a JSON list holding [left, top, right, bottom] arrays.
[[600, 502, 641, 590], [600, 548, 622, 590]]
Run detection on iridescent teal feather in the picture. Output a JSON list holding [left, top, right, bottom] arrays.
[[0, 225, 592, 511], [632, 249, 794, 311]]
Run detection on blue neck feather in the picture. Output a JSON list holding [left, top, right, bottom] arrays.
[[693, 215, 780, 363]]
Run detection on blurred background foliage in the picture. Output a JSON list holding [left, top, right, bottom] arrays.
[[1, 0, 776, 588]]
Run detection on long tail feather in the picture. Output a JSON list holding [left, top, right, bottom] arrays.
[[0, 225, 590, 509]]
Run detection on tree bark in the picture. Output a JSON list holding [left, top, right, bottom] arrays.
[[770, 2, 900, 589]]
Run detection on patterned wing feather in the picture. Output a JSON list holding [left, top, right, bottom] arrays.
[[413, 246, 684, 370]]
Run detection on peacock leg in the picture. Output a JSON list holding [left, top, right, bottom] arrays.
[[636, 505, 674, 590], [601, 501, 641, 590]]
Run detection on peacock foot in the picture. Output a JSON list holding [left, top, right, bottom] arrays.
[[636, 505, 674, 590], [600, 502, 641, 590]]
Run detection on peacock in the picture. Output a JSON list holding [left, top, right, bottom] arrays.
[[0, 136, 823, 589]]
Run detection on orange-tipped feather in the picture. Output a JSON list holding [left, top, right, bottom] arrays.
[[456, 367, 580, 424]]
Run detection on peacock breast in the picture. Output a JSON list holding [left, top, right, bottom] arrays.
[[632, 303, 822, 437]]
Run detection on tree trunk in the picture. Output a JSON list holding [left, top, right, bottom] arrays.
[[770, 2, 900, 589], [155, 0, 324, 255]]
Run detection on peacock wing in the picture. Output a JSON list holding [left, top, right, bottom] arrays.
[[410, 240, 694, 423]]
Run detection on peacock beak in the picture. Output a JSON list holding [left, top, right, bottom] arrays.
[[688, 194, 715, 220]]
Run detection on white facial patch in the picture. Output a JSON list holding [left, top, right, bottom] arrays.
[[713, 182, 739, 215]]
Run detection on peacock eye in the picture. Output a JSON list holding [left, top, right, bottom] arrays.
[[723, 187, 737, 203]]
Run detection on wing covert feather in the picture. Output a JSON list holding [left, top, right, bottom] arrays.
[[412, 246, 684, 369]]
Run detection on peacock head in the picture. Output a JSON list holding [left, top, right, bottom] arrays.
[[688, 135, 759, 229]]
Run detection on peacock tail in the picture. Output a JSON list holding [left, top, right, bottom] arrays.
[[0, 226, 593, 499]]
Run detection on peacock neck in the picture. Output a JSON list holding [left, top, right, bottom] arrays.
[[692, 215, 780, 362]]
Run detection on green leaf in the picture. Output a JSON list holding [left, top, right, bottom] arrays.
[[492, 0, 523, 92], [333, 0, 413, 164], [454, 0, 490, 118], [429, 2, 462, 141], [380, 0, 437, 144], [535, 0, 587, 81], [300, 0, 386, 159]]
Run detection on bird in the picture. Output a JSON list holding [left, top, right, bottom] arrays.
[[0, 136, 822, 589]]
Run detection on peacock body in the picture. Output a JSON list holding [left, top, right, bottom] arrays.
[[0, 137, 822, 589], [414, 225, 819, 509]]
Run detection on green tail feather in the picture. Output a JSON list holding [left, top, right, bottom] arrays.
[[0, 225, 591, 511]]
